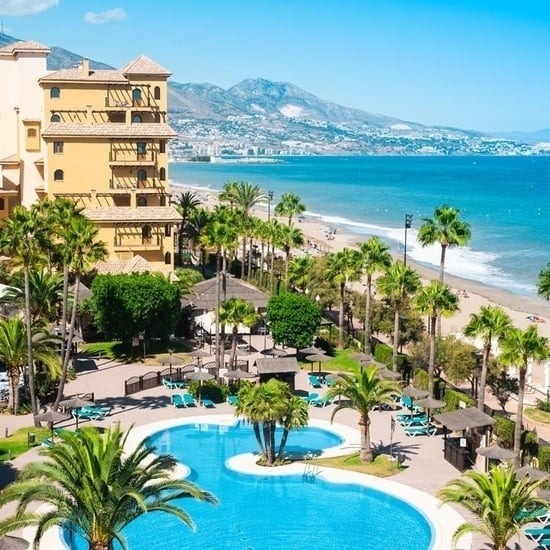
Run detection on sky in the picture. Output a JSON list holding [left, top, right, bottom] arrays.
[[1, 0, 550, 133]]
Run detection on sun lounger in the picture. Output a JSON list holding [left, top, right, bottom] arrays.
[[201, 398, 215, 408], [524, 526, 550, 545], [73, 407, 108, 421], [308, 375, 322, 388], [517, 505, 550, 525], [304, 392, 320, 404], [310, 394, 334, 408], [163, 377, 186, 390], [172, 394, 186, 408], [227, 395, 238, 406], [183, 393, 196, 407], [397, 414, 429, 426], [403, 424, 438, 437]]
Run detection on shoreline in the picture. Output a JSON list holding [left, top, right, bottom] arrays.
[[170, 181, 550, 340]]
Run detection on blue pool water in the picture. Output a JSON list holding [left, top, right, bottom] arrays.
[[66, 422, 433, 549]]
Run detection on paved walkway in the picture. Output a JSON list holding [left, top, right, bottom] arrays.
[[0, 337, 541, 549]]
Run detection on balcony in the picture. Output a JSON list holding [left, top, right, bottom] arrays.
[[108, 151, 157, 167], [108, 179, 165, 193]]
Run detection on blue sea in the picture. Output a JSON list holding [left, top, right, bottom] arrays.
[[169, 156, 550, 297]]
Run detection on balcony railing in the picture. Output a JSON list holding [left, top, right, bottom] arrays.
[[108, 151, 156, 166]]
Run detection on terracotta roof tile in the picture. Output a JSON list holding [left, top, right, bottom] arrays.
[[95, 255, 153, 275], [0, 40, 50, 55], [39, 68, 127, 83], [120, 55, 171, 76]]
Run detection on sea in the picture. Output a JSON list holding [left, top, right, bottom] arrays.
[[169, 156, 550, 298]]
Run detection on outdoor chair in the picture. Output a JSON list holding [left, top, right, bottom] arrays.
[[310, 394, 334, 408], [73, 408, 106, 421], [397, 413, 429, 426], [524, 526, 550, 546], [403, 424, 438, 437], [304, 392, 320, 404], [517, 505, 550, 525], [163, 377, 186, 390], [172, 394, 186, 408], [201, 398, 216, 408], [183, 394, 197, 407], [227, 395, 238, 406], [308, 375, 322, 388]]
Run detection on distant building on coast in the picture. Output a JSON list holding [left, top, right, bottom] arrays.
[[0, 40, 181, 274]]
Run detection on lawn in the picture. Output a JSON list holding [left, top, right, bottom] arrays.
[[524, 407, 550, 425], [308, 452, 403, 477], [0, 425, 51, 461]]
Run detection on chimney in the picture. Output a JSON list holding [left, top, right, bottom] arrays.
[[81, 58, 90, 74]]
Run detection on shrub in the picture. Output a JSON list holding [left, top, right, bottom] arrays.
[[493, 415, 515, 448], [522, 430, 539, 462], [536, 399, 550, 413], [443, 388, 474, 412], [538, 446, 550, 472]]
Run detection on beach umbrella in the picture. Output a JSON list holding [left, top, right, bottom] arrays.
[[224, 368, 257, 380], [261, 347, 288, 358], [34, 407, 71, 441], [0, 536, 29, 550], [59, 395, 95, 430], [350, 352, 372, 362], [185, 369, 215, 406], [477, 443, 516, 463], [516, 465, 549, 481], [305, 353, 332, 373], [378, 368, 401, 380], [402, 385, 428, 399], [299, 345, 326, 356], [413, 396, 445, 421]]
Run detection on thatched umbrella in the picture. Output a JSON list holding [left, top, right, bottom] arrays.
[[34, 407, 71, 441], [516, 465, 549, 481], [379, 368, 401, 380], [477, 444, 516, 471], [224, 368, 257, 380], [299, 345, 326, 356], [261, 347, 288, 358], [59, 395, 94, 430], [305, 353, 332, 374], [185, 369, 214, 405], [0, 536, 29, 550], [402, 385, 428, 399]]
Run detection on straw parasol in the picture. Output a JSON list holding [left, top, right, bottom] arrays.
[[378, 368, 401, 380], [414, 397, 445, 410], [224, 368, 258, 380], [402, 385, 428, 399], [261, 347, 288, 358], [350, 352, 372, 362], [515, 465, 549, 481], [0, 536, 29, 550], [305, 353, 332, 373], [59, 395, 95, 430], [185, 369, 215, 406], [299, 345, 326, 355], [476, 443, 516, 462], [34, 407, 71, 441]]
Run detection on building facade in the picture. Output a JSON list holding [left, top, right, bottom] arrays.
[[0, 40, 181, 274]]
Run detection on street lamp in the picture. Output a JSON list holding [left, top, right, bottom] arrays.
[[267, 190, 274, 222], [403, 214, 413, 266]]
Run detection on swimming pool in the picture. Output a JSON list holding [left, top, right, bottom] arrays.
[[63, 417, 435, 549]]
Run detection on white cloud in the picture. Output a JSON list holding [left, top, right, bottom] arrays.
[[84, 8, 126, 25], [0, 0, 58, 16]]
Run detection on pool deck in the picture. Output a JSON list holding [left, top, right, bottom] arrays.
[[0, 339, 538, 549]]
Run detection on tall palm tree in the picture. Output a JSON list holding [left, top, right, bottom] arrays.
[[235, 378, 308, 465], [287, 255, 314, 292], [174, 191, 201, 258], [463, 305, 512, 411], [358, 236, 392, 353], [0, 317, 61, 414], [438, 464, 548, 550], [275, 223, 304, 287], [216, 297, 258, 368], [54, 214, 107, 408], [417, 204, 471, 283], [0, 204, 51, 419], [325, 366, 401, 462], [0, 425, 215, 549], [274, 192, 306, 225], [499, 325, 549, 464], [376, 261, 421, 370], [324, 248, 362, 349], [414, 280, 459, 398], [537, 262, 550, 300]]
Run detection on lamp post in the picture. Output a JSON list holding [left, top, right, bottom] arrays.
[[267, 190, 274, 222], [404, 214, 413, 266]]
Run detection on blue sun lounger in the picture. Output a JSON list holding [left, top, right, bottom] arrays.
[[183, 393, 196, 407], [201, 398, 215, 408], [227, 395, 238, 406], [403, 424, 438, 437], [172, 394, 186, 408], [310, 394, 334, 408], [308, 375, 322, 388], [524, 526, 550, 546], [517, 505, 550, 525]]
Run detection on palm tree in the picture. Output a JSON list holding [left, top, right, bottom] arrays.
[[288, 255, 314, 292], [54, 214, 107, 408], [537, 262, 550, 300], [414, 280, 459, 398], [174, 191, 201, 258], [325, 366, 401, 462], [217, 297, 258, 368], [438, 464, 548, 550], [376, 261, 421, 371], [324, 248, 362, 349], [274, 192, 306, 225], [358, 236, 392, 353], [463, 305, 513, 411], [0, 317, 61, 414], [417, 204, 471, 283], [0, 204, 51, 419], [275, 223, 305, 287], [0, 425, 215, 549], [499, 325, 549, 463], [235, 378, 308, 465]]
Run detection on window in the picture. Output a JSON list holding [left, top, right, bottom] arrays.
[[154, 112, 160, 123], [137, 196, 147, 207], [159, 141, 166, 154], [159, 167, 166, 181], [51, 114, 60, 122], [27, 129, 36, 138], [154, 86, 161, 100], [164, 252, 171, 265], [137, 169, 147, 182], [132, 88, 142, 104], [54, 169, 64, 181], [165, 224, 171, 237], [142, 225, 152, 241], [0, 198, 5, 210], [53, 142, 64, 154], [50, 87, 60, 99], [137, 142, 147, 156], [132, 114, 142, 123]]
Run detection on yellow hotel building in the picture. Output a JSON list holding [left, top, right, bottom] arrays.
[[0, 40, 181, 275]]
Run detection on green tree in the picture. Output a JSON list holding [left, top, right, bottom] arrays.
[[235, 378, 308, 465], [174, 191, 201, 258], [463, 306, 513, 411], [438, 464, 548, 550], [275, 223, 304, 286], [414, 280, 459, 397], [0, 425, 215, 550], [266, 293, 321, 349], [376, 261, 421, 370], [0, 204, 51, 419], [417, 204, 471, 283], [324, 247, 362, 349], [499, 325, 549, 463], [287, 255, 314, 292], [326, 366, 401, 462], [537, 262, 550, 300], [0, 317, 61, 414], [274, 192, 306, 225], [358, 236, 392, 353], [91, 273, 181, 345], [217, 297, 258, 368]]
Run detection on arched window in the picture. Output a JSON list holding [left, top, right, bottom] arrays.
[[159, 167, 166, 181], [154, 86, 161, 100], [137, 142, 147, 157], [132, 114, 142, 123], [50, 87, 60, 99], [137, 169, 147, 182], [165, 224, 171, 237], [132, 88, 142, 105], [54, 169, 64, 181], [164, 252, 171, 265], [142, 224, 152, 242], [51, 113, 60, 122], [137, 196, 147, 207]]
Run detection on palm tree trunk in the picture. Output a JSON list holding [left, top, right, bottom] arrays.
[[359, 416, 373, 462], [277, 428, 290, 461], [338, 282, 345, 349], [392, 307, 400, 371], [252, 422, 265, 457], [230, 326, 238, 369], [214, 251, 221, 371], [437, 245, 447, 336], [513, 366, 527, 466], [60, 265, 69, 366], [428, 315, 436, 398], [24, 266, 39, 423], [8, 367, 19, 415], [364, 276, 373, 353], [241, 236, 246, 279], [270, 243, 275, 294], [477, 344, 491, 411]]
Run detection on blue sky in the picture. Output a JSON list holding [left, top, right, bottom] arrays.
[[1, 0, 550, 132]]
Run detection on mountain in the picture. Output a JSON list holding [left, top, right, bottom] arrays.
[[0, 32, 541, 156]]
